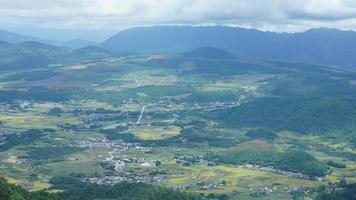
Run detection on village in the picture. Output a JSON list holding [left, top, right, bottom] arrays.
[[70, 138, 167, 184], [172, 180, 230, 191], [240, 164, 323, 181]]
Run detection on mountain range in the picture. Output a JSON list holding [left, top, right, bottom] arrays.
[[0, 41, 111, 70], [0, 29, 98, 49], [0, 29, 41, 44], [2, 26, 356, 67], [101, 26, 356, 66]]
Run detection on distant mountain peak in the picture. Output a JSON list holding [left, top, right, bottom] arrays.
[[17, 41, 70, 51], [182, 47, 236, 60], [18, 41, 51, 46], [61, 38, 99, 49], [302, 28, 356, 37], [74, 45, 110, 54], [0, 29, 40, 44], [305, 27, 347, 32]]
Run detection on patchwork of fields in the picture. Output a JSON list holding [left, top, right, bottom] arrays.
[[0, 52, 356, 200]]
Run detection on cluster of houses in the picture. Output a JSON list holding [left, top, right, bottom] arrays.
[[72, 138, 153, 166], [249, 185, 312, 196], [72, 138, 135, 151], [179, 101, 240, 112], [86, 173, 165, 185], [69, 137, 168, 185], [77, 112, 125, 122], [249, 186, 274, 197], [240, 164, 323, 181], [173, 180, 229, 190], [174, 154, 213, 166]]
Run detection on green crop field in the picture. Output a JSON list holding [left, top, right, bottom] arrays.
[[0, 51, 355, 200]]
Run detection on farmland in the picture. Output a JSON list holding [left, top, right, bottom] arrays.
[[0, 50, 356, 200]]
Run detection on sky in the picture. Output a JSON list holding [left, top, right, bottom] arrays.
[[1, 0, 356, 42]]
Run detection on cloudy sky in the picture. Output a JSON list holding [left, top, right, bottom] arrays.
[[1, 0, 356, 41]]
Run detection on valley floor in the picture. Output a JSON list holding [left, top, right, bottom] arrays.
[[0, 55, 355, 200]]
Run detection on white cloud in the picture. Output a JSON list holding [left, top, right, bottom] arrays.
[[1, 0, 356, 33]]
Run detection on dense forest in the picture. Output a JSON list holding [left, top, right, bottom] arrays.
[[209, 149, 327, 177], [316, 182, 356, 200], [57, 181, 202, 200], [212, 97, 356, 135], [0, 129, 50, 152], [0, 177, 203, 200], [0, 177, 58, 200]]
